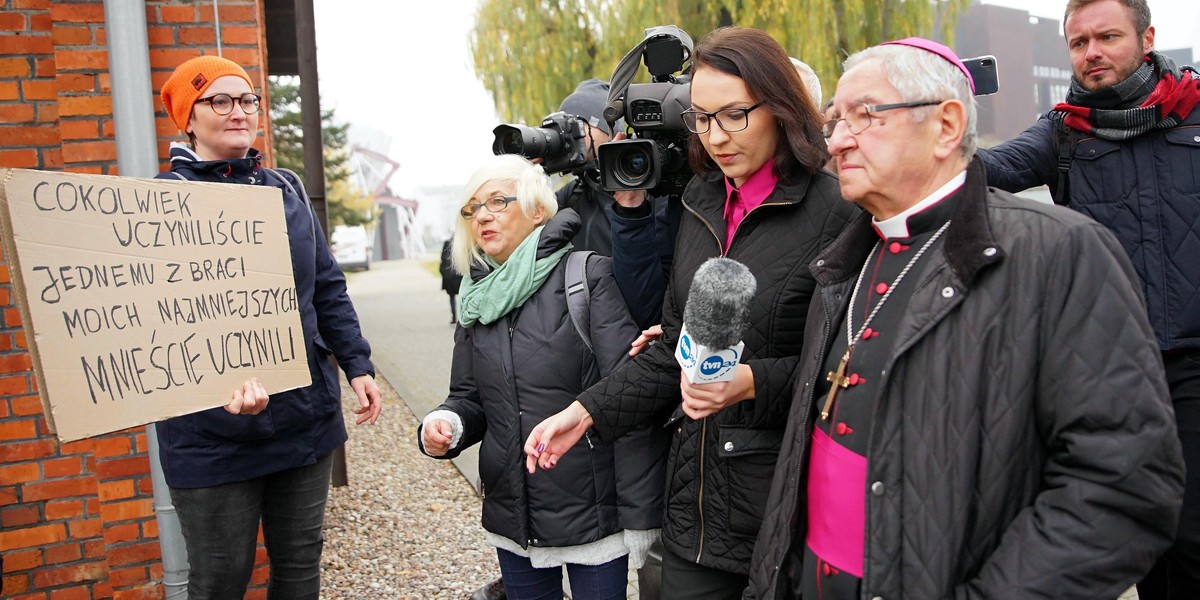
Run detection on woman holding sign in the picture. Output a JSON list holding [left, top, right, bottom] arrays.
[[155, 55, 382, 600], [523, 27, 858, 599]]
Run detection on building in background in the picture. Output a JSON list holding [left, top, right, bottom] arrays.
[[1163, 47, 1196, 68]]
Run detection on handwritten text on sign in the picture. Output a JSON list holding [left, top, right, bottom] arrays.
[[0, 169, 311, 442]]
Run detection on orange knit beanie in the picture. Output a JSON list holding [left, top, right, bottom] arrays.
[[161, 55, 255, 131]]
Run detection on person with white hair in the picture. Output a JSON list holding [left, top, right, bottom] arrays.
[[789, 57, 823, 108], [418, 154, 664, 600], [743, 37, 1184, 599]]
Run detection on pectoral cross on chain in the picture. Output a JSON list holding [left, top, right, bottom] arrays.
[[822, 347, 853, 420]]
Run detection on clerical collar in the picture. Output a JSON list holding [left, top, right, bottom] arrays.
[[872, 170, 966, 239]]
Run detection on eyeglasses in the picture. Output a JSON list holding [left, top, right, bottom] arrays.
[[460, 195, 517, 219], [195, 93, 262, 116], [680, 103, 763, 134], [821, 101, 944, 138]]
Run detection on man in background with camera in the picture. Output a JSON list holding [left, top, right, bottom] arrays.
[[977, 2, 1200, 596], [494, 78, 678, 331], [552, 78, 679, 331], [556, 78, 679, 600]]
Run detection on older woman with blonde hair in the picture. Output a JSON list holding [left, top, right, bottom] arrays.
[[419, 154, 666, 600]]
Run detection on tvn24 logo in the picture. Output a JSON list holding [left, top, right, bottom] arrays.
[[700, 351, 739, 377], [677, 329, 739, 380]]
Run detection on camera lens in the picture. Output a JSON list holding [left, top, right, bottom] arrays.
[[492, 124, 554, 158], [622, 152, 649, 176], [502, 130, 525, 154], [614, 147, 653, 187]]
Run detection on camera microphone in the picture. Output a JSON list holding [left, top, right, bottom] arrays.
[[675, 257, 756, 383], [603, 101, 624, 126]]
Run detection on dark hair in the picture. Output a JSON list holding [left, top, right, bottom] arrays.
[[686, 26, 829, 182], [1064, 0, 1151, 36]]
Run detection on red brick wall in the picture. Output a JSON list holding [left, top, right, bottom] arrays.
[[1, 1, 274, 598]]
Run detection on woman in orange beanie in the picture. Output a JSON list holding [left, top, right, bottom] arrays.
[[155, 55, 383, 600]]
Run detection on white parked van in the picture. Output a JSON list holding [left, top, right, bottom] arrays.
[[330, 225, 372, 271]]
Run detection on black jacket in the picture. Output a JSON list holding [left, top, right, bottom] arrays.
[[978, 109, 1200, 351], [557, 175, 679, 329], [424, 210, 665, 548], [439, 239, 462, 294], [578, 168, 858, 574], [746, 159, 1184, 599], [154, 146, 375, 488]]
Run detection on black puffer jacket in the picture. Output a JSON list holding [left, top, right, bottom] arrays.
[[424, 210, 665, 548], [746, 159, 1184, 599], [578, 168, 858, 574]]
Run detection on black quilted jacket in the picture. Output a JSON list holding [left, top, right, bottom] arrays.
[[745, 159, 1185, 599], [424, 211, 665, 549], [578, 167, 858, 575], [979, 109, 1200, 351]]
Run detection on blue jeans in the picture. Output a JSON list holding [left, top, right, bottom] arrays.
[[496, 548, 628, 600], [171, 452, 333, 600]]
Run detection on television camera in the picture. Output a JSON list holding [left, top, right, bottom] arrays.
[[597, 25, 694, 197]]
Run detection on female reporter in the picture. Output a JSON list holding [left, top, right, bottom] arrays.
[[155, 55, 382, 600], [419, 154, 664, 600], [525, 26, 858, 599]]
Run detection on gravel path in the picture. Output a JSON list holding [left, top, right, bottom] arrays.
[[321, 373, 500, 599]]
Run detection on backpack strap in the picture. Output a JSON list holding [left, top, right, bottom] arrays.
[[559, 177, 586, 213], [263, 167, 320, 256], [565, 250, 595, 353], [1052, 117, 1081, 206]]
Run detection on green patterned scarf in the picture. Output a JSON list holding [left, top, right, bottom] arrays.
[[458, 225, 572, 327]]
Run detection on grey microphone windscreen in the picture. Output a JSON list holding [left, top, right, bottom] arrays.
[[682, 257, 757, 349]]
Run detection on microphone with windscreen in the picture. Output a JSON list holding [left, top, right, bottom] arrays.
[[675, 257, 757, 384]]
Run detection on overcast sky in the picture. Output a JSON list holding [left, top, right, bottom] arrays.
[[313, 0, 1200, 196]]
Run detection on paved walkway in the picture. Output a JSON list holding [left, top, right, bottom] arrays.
[[345, 256, 480, 489]]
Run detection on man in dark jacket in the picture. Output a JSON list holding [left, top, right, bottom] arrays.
[[976, 2, 1200, 596], [438, 238, 462, 324], [744, 38, 1185, 600]]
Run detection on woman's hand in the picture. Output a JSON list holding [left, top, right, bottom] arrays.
[[524, 401, 594, 473], [225, 378, 269, 415], [422, 419, 454, 457], [680, 364, 755, 419], [350, 374, 383, 425], [629, 324, 664, 357]]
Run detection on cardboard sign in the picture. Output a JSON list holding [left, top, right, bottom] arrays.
[[0, 168, 311, 442]]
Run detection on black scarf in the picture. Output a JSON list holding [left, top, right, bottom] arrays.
[[1052, 51, 1200, 141]]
